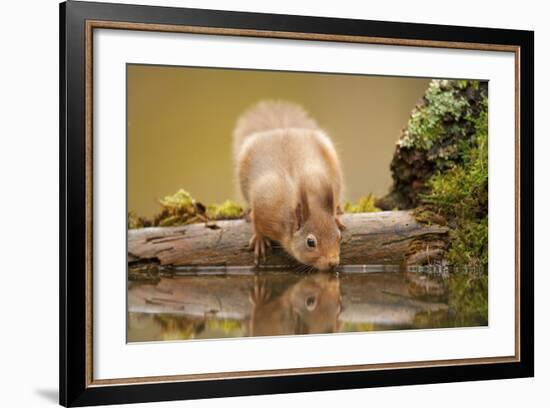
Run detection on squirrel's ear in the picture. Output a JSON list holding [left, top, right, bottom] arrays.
[[295, 202, 310, 230], [335, 205, 346, 231], [295, 203, 303, 230], [295, 187, 310, 230], [323, 188, 336, 214], [335, 216, 346, 231]]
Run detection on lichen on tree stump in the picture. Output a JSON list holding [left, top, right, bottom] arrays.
[[377, 80, 488, 210]]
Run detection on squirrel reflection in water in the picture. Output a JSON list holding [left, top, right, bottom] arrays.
[[248, 273, 343, 336]]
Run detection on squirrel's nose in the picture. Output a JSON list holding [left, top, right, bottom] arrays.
[[328, 258, 339, 269]]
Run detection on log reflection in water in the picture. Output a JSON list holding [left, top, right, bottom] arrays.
[[126, 267, 487, 342]]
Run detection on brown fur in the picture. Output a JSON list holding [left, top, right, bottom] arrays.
[[233, 100, 344, 270], [248, 273, 342, 336]]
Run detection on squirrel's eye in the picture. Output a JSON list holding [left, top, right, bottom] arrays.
[[305, 296, 317, 310], [306, 236, 316, 248]]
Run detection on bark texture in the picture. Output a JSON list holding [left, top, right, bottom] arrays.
[[128, 211, 448, 267]]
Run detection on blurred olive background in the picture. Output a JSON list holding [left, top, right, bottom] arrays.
[[128, 64, 430, 218]]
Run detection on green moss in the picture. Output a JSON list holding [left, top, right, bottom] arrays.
[[153, 189, 205, 227], [400, 80, 469, 151], [153, 314, 205, 341], [420, 95, 488, 266], [446, 270, 488, 326], [446, 219, 488, 266], [341, 322, 375, 332], [381, 78, 489, 265], [158, 189, 194, 211], [206, 200, 244, 220], [128, 211, 151, 229], [205, 319, 243, 333], [411, 269, 488, 328], [344, 194, 381, 213], [128, 189, 245, 228], [412, 206, 447, 226]]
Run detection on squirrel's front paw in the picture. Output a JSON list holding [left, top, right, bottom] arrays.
[[248, 234, 271, 266]]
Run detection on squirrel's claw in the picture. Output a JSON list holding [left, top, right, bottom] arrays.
[[249, 276, 272, 305], [249, 234, 271, 266]]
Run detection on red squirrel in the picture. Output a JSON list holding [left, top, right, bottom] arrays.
[[233, 101, 345, 270]]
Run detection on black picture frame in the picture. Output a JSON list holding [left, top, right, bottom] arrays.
[[60, 1, 534, 406]]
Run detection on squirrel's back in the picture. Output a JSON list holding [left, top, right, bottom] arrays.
[[233, 100, 343, 205], [233, 100, 320, 159]]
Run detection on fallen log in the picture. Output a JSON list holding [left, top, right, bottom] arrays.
[[128, 211, 449, 268]]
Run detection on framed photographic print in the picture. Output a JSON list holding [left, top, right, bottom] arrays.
[[59, 0, 534, 406]]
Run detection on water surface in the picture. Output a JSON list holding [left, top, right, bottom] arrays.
[[127, 266, 487, 342]]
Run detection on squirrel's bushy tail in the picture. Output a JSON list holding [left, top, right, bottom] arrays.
[[233, 100, 319, 157]]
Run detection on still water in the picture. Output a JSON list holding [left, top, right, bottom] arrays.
[[127, 266, 487, 342]]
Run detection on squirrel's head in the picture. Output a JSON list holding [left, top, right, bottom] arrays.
[[288, 273, 343, 334], [288, 185, 344, 271]]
